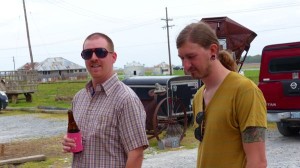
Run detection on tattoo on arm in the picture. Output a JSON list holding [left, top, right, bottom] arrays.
[[242, 127, 266, 143]]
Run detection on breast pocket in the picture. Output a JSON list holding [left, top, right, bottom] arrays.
[[95, 115, 117, 140]]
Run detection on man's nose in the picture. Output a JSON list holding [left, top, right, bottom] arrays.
[[90, 51, 98, 60], [182, 60, 191, 71]]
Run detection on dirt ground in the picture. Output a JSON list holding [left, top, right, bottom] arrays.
[[0, 136, 63, 160], [0, 112, 70, 167], [0, 136, 72, 167]]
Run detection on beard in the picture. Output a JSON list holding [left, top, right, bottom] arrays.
[[189, 63, 211, 80]]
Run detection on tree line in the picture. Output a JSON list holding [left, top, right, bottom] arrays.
[[244, 54, 261, 63]]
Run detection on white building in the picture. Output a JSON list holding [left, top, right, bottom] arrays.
[[153, 62, 171, 75], [124, 61, 145, 78]]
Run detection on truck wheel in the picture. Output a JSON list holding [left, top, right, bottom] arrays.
[[277, 122, 300, 136]]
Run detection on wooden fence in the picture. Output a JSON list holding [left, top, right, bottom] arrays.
[[0, 70, 38, 103]]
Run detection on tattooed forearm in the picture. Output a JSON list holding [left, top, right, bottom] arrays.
[[242, 127, 266, 143]]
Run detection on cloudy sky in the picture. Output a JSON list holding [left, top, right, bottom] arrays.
[[0, 0, 299, 71]]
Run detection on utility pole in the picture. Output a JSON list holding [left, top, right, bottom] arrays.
[[161, 7, 174, 75], [13, 56, 16, 71], [22, 0, 34, 70]]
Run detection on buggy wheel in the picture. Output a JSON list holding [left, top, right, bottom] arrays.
[[153, 97, 187, 142]]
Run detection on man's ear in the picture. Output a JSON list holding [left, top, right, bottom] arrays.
[[210, 43, 218, 55], [112, 52, 117, 63]]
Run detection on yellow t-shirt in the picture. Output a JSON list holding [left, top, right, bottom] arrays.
[[193, 72, 267, 168]]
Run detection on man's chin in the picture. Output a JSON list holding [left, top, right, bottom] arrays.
[[89, 67, 101, 73], [190, 72, 201, 79], [189, 72, 196, 77], [184, 70, 191, 75]]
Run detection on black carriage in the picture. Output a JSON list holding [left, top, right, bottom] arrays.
[[123, 75, 200, 142]]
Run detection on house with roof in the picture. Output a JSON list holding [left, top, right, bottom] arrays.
[[18, 57, 87, 82]]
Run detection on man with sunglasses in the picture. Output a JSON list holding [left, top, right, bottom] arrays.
[[176, 22, 267, 168], [62, 33, 149, 168]]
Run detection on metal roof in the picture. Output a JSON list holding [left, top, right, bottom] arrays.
[[18, 57, 85, 71], [124, 61, 144, 67]]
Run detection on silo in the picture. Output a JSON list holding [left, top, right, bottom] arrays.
[[124, 61, 145, 78]]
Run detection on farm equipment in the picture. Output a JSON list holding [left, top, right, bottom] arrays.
[[0, 70, 38, 104], [201, 16, 257, 72], [123, 76, 200, 142]]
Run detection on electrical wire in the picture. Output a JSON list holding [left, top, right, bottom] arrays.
[[1, 1, 300, 53]]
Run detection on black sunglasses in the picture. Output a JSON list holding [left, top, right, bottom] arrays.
[[194, 111, 205, 141], [81, 48, 113, 60]]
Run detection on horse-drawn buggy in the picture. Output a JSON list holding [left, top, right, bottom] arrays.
[[123, 75, 200, 142]]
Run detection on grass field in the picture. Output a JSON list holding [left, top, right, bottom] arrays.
[[244, 69, 260, 84], [8, 81, 86, 108]]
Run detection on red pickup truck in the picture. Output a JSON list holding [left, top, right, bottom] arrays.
[[258, 41, 300, 136]]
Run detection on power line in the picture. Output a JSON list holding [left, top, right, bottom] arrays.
[[0, 22, 299, 52], [173, 2, 300, 20], [256, 25, 300, 33], [1, 1, 299, 53], [44, 0, 124, 23]]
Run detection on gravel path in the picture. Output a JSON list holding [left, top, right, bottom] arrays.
[[143, 148, 197, 168], [266, 130, 300, 168], [0, 114, 66, 143], [1, 114, 300, 168], [143, 130, 300, 168]]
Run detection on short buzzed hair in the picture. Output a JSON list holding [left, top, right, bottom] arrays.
[[82, 32, 114, 51]]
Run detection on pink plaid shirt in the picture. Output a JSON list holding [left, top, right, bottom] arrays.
[[71, 74, 148, 168]]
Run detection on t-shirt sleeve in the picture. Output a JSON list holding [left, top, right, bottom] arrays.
[[236, 82, 267, 132]]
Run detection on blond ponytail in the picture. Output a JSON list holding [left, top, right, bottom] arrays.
[[218, 50, 237, 72]]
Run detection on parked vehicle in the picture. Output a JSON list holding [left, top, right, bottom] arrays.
[[258, 41, 300, 136], [173, 66, 183, 70], [0, 91, 8, 110]]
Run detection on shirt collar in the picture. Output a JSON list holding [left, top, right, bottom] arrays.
[[85, 73, 119, 96], [101, 73, 119, 96]]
